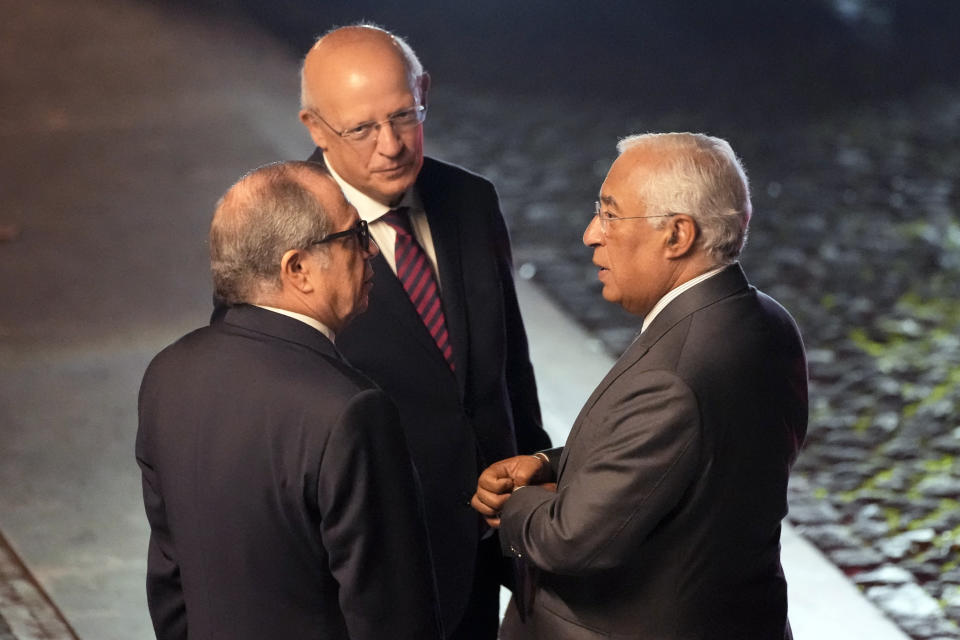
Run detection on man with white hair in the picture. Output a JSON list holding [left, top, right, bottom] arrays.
[[473, 133, 808, 639]]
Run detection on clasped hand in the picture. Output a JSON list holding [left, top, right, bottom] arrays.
[[470, 455, 556, 528]]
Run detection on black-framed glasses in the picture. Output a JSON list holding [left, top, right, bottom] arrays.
[[593, 201, 677, 233], [309, 104, 427, 144], [311, 219, 372, 252]]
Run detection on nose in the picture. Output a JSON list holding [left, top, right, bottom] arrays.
[[583, 213, 603, 247], [373, 122, 404, 157]]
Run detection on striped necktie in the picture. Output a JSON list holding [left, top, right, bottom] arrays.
[[381, 208, 455, 370]]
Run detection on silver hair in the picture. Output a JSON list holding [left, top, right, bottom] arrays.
[[209, 161, 333, 304], [299, 23, 424, 111], [616, 132, 751, 264]]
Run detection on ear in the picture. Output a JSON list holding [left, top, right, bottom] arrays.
[[417, 72, 431, 109], [280, 249, 315, 293], [664, 215, 699, 259], [299, 109, 330, 150]]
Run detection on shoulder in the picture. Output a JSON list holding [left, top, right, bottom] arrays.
[[689, 284, 803, 351], [141, 325, 214, 382], [667, 282, 806, 386], [418, 157, 509, 247], [324, 387, 406, 456], [419, 156, 495, 192], [278, 353, 380, 412]]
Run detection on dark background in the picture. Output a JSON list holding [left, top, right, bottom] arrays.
[[165, 0, 959, 124]]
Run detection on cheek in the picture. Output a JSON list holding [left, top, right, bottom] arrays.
[[408, 127, 424, 150], [605, 240, 632, 272], [351, 255, 366, 283], [608, 246, 643, 291], [332, 148, 372, 179]]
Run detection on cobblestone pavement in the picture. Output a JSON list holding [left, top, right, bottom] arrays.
[[425, 85, 960, 638]]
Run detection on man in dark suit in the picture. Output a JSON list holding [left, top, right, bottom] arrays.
[[137, 161, 441, 640], [472, 133, 808, 639], [297, 25, 551, 639]]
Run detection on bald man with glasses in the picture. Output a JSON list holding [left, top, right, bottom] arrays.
[[297, 24, 551, 640]]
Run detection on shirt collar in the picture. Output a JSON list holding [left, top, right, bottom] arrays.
[[640, 265, 728, 334], [324, 154, 421, 223], [254, 305, 335, 343]]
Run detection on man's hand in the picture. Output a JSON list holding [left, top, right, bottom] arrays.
[[470, 455, 552, 528]]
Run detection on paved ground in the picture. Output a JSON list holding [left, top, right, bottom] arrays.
[[0, 0, 924, 638]]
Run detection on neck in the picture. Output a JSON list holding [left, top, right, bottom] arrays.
[[671, 256, 724, 289]]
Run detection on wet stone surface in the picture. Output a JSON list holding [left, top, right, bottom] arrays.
[[426, 83, 960, 637]]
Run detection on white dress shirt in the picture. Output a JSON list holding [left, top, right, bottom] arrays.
[[325, 158, 441, 286]]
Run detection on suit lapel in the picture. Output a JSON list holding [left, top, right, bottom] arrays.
[[557, 264, 751, 479], [367, 252, 455, 368], [557, 335, 651, 478]]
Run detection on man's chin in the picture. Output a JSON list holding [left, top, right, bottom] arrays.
[[376, 173, 416, 198], [373, 161, 421, 196]]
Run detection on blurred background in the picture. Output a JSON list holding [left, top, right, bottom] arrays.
[[1, 1, 959, 638]]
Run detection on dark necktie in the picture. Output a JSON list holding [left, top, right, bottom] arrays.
[[380, 208, 455, 371]]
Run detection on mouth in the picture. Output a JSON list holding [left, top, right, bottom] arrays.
[[373, 163, 410, 175]]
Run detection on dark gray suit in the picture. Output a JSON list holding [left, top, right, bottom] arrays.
[[137, 305, 441, 640], [499, 264, 807, 639]]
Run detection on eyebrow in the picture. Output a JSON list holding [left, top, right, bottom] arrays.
[[599, 195, 619, 210], [353, 104, 419, 126]]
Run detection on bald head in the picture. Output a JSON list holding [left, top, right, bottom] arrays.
[[300, 25, 423, 112], [298, 24, 429, 205]]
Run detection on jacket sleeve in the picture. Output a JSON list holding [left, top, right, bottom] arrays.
[[317, 389, 443, 640], [498, 369, 701, 575], [136, 371, 188, 640]]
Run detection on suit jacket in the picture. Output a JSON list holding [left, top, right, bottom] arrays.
[[136, 305, 441, 640], [499, 264, 808, 639], [308, 150, 551, 630]]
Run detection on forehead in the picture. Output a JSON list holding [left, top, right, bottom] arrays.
[[600, 151, 653, 210], [306, 38, 415, 117]]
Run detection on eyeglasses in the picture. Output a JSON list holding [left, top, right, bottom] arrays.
[[594, 201, 676, 233], [310, 105, 427, 144], [311, 219, 373, 252]]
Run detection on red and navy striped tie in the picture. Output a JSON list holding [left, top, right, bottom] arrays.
[[381, 208, 455, 370]]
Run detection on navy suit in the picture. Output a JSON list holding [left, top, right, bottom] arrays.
[[137, 305, 441, 640], [310, 150, 551, 634]]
